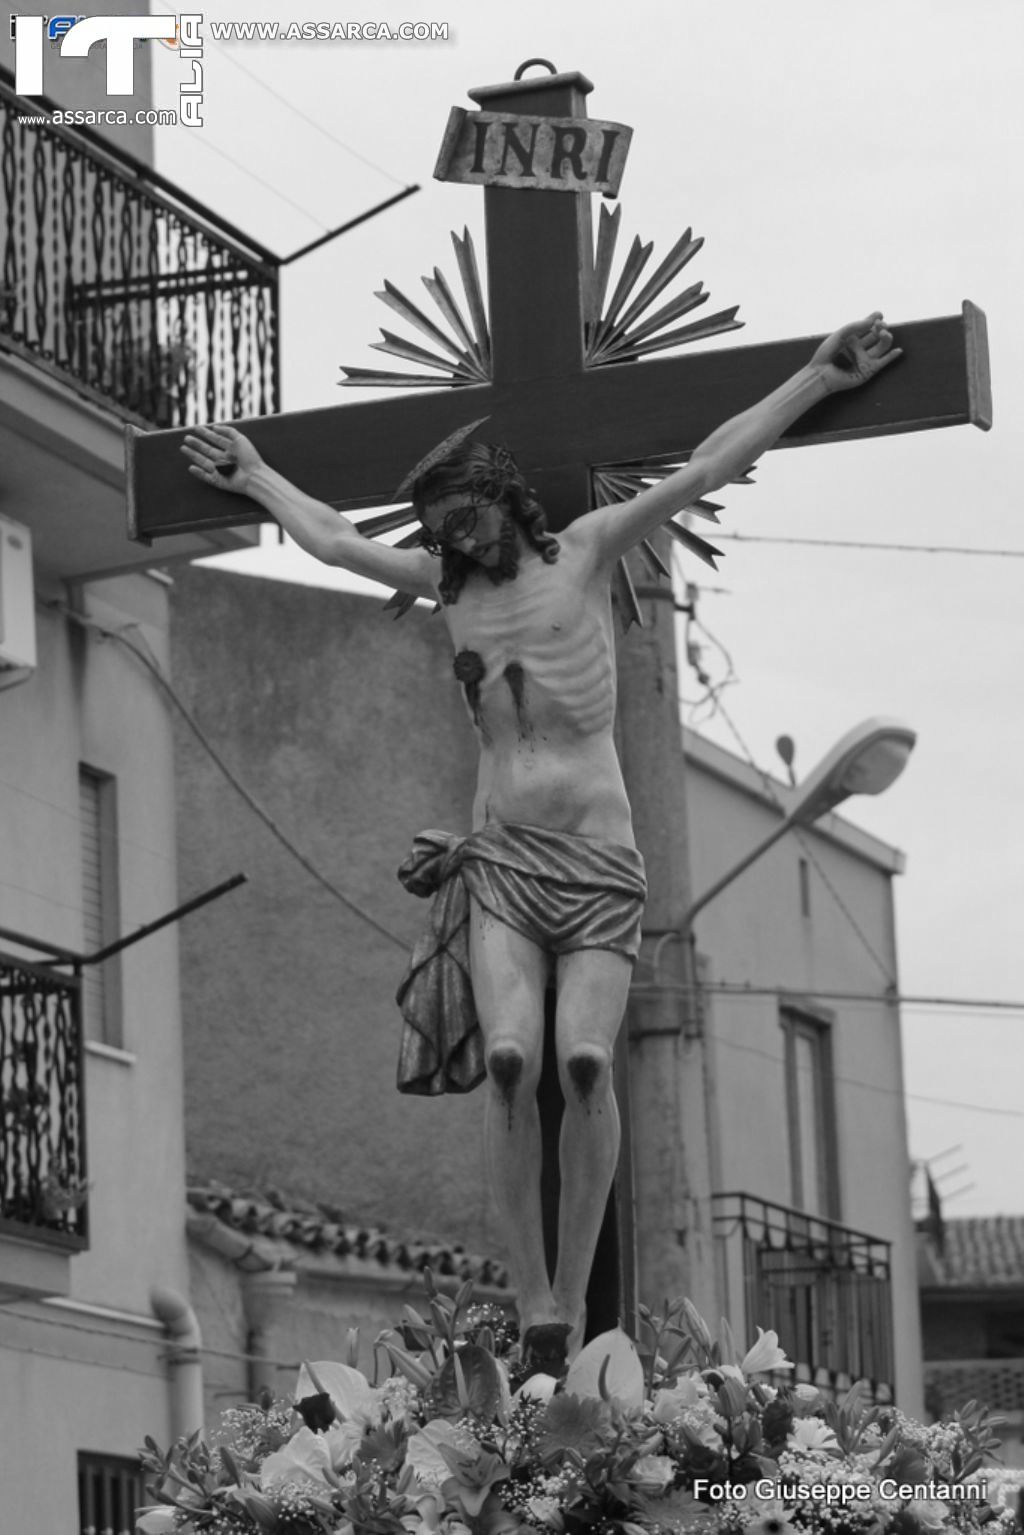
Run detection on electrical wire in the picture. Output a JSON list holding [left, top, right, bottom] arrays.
[[0, 759, 177, 870], [0, 1306, 300, 1369], [685, 613, 738, 727], [673, 555, 891, 980], [672, 557, 895, 980], [705, 691, 896, 985], [717, 533, 1024, 559], [46, 601, 409, 953], [704, 983, 1024, 1015], [178, 132, 331, 229], [710, 1028, 1024, 1122], [201, 39, 409, 189], [672, 547, 737, 726]]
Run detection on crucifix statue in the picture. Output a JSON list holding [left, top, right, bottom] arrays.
[[129, 63, 989, 1370]]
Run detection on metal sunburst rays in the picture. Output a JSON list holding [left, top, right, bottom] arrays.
[[583, 203, 745, 627], [585, 204, 742, 364], [592, 460, 755, 630], [339, 228, 491, 389], [338, 210, 746, 619]]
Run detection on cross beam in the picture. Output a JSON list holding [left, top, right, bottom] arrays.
[[127, 306, 990, 541], [126, 66, 989, 544]]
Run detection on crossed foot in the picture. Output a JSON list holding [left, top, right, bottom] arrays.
[[520, 1309, 587, 1380], [521, 1322, 572, 1380]]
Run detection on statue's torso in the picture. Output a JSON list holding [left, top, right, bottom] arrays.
[[438, 533, 635, 846]]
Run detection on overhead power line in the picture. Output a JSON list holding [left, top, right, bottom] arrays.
[[204, 39, 410, 189], [47, 602, 410, 953], [712, 1030, 1024, 1123], [184, 131, 331, 229], [718, 532, 1024, 559]]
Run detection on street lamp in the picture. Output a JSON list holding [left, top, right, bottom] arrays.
[[682, 717, 917, 929], [625, 717, 916, 1340]]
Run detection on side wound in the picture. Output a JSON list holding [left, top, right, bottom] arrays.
[[453, 649, 487, 735], [503, 660, 530, 736]]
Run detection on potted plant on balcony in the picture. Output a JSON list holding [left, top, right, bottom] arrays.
[[109, 330, 197, 429]]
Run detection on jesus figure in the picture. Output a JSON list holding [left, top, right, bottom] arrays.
[[182, 313, 899, 1370]]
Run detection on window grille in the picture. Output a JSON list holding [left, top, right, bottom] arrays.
[[78, 1452, 147, 1535], [78, 765, 122, 1045]]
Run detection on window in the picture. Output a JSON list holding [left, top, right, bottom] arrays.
[[78, 1451, 146, 1535], [78, 765, 123, 1046], [781, 1006, 839, 1220]]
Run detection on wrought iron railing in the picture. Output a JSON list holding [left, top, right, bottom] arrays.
[[0, 937, 88, 1247], [925, 1357, 1024, 1418], [713, 1191, 894, 1401], [1, 67, 279, 427]]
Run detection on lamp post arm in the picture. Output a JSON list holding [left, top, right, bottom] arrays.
[[680, 812, 797, 931]]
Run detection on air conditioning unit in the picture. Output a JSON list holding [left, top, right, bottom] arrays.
[[0, 513, 37, 689]]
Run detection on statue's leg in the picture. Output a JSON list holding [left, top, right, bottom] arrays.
[[468, 899, 555, 1335], [551, 947, 633, 1352]]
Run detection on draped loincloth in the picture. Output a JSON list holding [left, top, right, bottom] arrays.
[[395, 822, 647, 1096]]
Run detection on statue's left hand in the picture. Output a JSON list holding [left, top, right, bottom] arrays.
[[811, 313, 902, 391]]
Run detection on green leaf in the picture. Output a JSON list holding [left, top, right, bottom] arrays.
[[432, 1344, 503, 1420], [383, 1340, 433, 1388], [216, 1444, 244, 1484], [454, 1276, 475, 1313]]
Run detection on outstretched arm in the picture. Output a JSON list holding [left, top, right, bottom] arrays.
[[579, 314, 901, 568], [181, 424, 438, 600]]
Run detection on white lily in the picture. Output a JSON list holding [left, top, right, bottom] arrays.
[[136, 1511, 178, 1534], [652, 1377, 706, 1422], [259, 1425, 332, 1489], [787, 1417, 838, 1450], [739, 1328, 794, 1376], [324, 1418, 366, 1469]]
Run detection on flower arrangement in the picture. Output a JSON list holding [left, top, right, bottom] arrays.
[[136, 1277, 1023, 1535]]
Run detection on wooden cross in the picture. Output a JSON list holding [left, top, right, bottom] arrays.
[[127, 64, 990, 1335], [128, 67, 990, 553]]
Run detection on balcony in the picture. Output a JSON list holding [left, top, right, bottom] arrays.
[[1, 67, 279, 428], [713, 1192, 895, 1402], [0, 65, 268, 582], [0, 932, 88, 1299]]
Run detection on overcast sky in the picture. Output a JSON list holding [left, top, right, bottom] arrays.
[[150, 0, 1024, 1218]]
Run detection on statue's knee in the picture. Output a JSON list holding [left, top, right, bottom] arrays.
[[486, 1042, 531, 1108], [563, 1044, 612, 1105]]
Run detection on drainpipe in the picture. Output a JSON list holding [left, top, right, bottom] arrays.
[[150, 1287, 204, 1439], [242, 1269, 297, 1400]]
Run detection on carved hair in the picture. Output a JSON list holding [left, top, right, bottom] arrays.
[[412, 442, 560, 605]]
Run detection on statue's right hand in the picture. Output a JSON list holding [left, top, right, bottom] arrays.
[[181, 423, 263, 495]]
